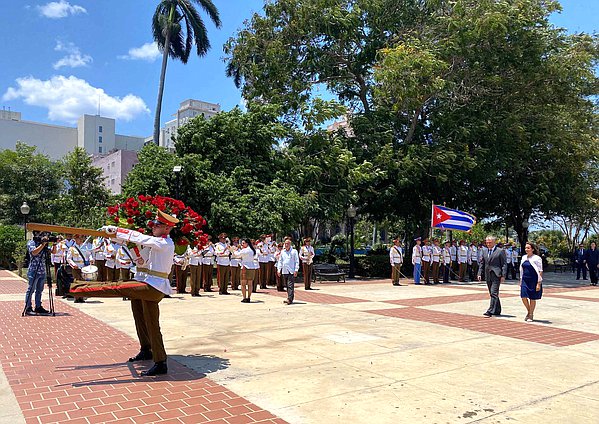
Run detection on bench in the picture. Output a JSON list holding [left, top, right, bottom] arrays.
[[553, 258, 568, 273], [313, 264, 346, 283]]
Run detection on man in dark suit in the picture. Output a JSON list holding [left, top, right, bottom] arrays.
[[574, 244, 587, 280], [478, 236, 507, 317]]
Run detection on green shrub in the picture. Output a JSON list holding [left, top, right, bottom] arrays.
[[356, 254, 390, 278], [0, 225, 25, 270]]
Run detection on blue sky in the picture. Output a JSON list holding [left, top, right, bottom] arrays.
[[0, 0, 596, 138]]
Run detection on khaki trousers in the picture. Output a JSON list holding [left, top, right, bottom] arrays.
[[175, 265, 188, 293], [459, 263, 467, 281], [120, 268, 132, 282], [202, 264, 214, 291], [230, 265, 240, 290], [70, 280, 166, 362], [423, 261, 431, 283], [106, 267, 117, 282], [95, 259, 106, 282], [391, 263, 401, 284], [432, 261, 440, 283], [189, 265, 202, 295], [259, 262, 269, 288], [217, 265, 230, 294], [269, 262, 277, 285], [302, 263, 313, 289]]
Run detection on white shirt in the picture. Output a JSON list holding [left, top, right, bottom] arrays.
[[432, 246, 441, 262], [458, 245, 468, 263], [412, 245, 422, 264], [201, 244, 215, 265], [299, 245, 315, 265], [422, 245, 432, 262], [116, 245, 133, 269], [91, 237, 106, 261], [450, 245, 457, 260], [231, 246, 259, 269], [277, 247, 300, 274], [115, 228, 175, 295], [389, 245, 403, 265], [215, 242, 230, 266], [520, 254, 543, 282], [104, 242, 118, 268], [66, 243, 90, 269], [51, 241, 67, 264], [442, 247, 451, 265], [187, 246, 201, 266], [258, 241, 270, 263]]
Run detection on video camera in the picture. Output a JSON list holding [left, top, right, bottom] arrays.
[[33, 232, 58, 244]]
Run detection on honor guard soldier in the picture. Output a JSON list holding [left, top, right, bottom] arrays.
[[421, 239, 432, 284], [116, 241, 134, 281], [91, 237, 107, 282], [229, 237, 241, 291], [389, 238, 403, 286], [274, 242, 285, 291], [51, 235, 66, 280], [173, 253, 188, 294], [458, 240, 468, 282], [300, 237, 315, 290], [201, 236, 215, 292], [215, 233, 231, 295], [187, 245, 203, 296], [468, 242, 479, 281], [412, 237, 422, 285], [442, 240, 452, 284], [104, 238, 118, 282], [67, 234, 90, 282], [505, 243, 514, 280], [257, 235, 270, 289], [431, 239, 441, 284], [450, 241, 458, 280], [267, 234, 277, 286], [70, 210, 179, 376]]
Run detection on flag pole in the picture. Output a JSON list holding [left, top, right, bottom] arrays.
[[430, 201, 434, 240]]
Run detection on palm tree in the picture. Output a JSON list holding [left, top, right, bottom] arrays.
[[152, 0, 221, 145]]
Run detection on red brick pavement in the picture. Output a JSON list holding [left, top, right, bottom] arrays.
[[544, 294, 599, 303], [0, 271, 27, 294], [0, 299, 286, 424], [383, 292, 518, 307], [366, 307, 599, 347]]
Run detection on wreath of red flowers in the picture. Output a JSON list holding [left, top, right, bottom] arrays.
[[106, 195, 208, 253]]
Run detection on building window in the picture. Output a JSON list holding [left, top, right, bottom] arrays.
[[99, 136, 103, 143], [99, 125, 103, 133], [99, 146, 103, 153]]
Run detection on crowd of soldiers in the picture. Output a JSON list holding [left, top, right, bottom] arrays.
[[391, 237, 520, 285], [48, 232, 316, 298]]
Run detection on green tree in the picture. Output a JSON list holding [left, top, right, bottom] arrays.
[[57, 148, 111, 227], [152, 0, 221, 144], [0, 143, 62, 225], [0, 224, 25, 269]]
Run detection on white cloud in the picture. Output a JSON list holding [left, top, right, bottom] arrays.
[[53, 41, 92, 69], [3, 75, 150, 123], [38, 1, 86, 19], [118, 42, 161, 62]]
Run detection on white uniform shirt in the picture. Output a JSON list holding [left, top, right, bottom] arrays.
[[187, 246, 201, 266], [299, 245, 315, 265], [267, 241, 277, 262], [201, 244, 215, 265], [506, 248, 513, 264], [116, 245, 133, 269], [91, 237, 106, 261], [115, 228, 175, 295], [469, 246, 478, 264], [258, 242, 270, 264], [442, 247, 451, 265], [215, 242, 231, 266], [66, 243, 90, 269], [458, 245, 468, 264], [450, 245, 457, 261], [104, 241, 118, 268], [51, 241, 67, 264], [422, 245, 432, 262], [412, 245, 422, 265], [389, 245, 403, 265], [432, 246, 441, 263]]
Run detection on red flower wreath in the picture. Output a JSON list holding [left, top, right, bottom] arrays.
[[106, 195, 208, 254]]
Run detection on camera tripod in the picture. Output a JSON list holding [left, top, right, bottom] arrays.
[[21, 244, 56, 317]]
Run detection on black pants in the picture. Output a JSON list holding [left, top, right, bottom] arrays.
[[577, 263, 587, 279], [589, 266, 598, 286], [282, 274, 295, 302], [486, 275, 501, 315]]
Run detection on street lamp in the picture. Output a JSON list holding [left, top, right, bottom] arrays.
[[20, 201, 30, 241], [347, 204, 357, 279], [521, 219, 529, 255], [172, 165, 183, 200]]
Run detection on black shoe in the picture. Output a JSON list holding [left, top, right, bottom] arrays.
[[73, 298, 85, 303], [141, 361, 167, 376], [34, 306, 50, 314], [220, 292, 230, 295], [128, 349, 153, 362], [164, 295, 172, 298], [24, 306, 35, 316], [483, 312, 492, 318], [191, 293, 201, 297]]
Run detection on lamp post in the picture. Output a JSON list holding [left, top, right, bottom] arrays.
[[20, 201, 30, 241], [521, 219, 529, 257], [347, 204, 357, 279], [173, 165, 182, 200]]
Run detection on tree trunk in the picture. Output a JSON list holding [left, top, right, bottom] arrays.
[[153, 6, 175, 145]]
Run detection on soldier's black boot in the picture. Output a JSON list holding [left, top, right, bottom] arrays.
[[141, 361, 168, 376]]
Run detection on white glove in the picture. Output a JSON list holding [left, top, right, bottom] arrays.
[[102, 225, 118, 235]]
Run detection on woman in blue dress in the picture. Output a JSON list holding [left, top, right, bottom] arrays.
[[519, 242, 543, 322]]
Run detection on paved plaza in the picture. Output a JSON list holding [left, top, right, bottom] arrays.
[[1, 269, 598, 424]]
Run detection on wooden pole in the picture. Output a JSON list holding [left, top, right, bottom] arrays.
[[26, 223, 108, 238]]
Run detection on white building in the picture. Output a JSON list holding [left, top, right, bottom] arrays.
[[158, 99, 221, 149], [92, 150, 139, 195], [0, 111, 145, 160]]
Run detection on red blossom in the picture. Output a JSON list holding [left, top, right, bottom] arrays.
[[127, 218, 134, 225], [145, 210, 153, 218]]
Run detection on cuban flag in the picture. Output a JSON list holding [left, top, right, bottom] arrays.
[[431, 204, 476, 232]]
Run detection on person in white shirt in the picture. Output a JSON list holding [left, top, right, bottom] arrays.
[[201, 236, 215, 292], [215, 233, 231, 295], [267, 234, 277, 286], [431, 239, 442, 284], [104, 239, 118, 282], [421, 239, 432, 284], [229, 237, 242, 291], [450, 241, 458, 280], [277, 238, 300, 304], [66, 235, 91, 303], [468, 243, 479, 281], [69, 209, 179, 377], [116, 241, 134, 281], [299, 237, 316, 290], [187, 245, 203, 296], [231, 238, 259, 303], [389, 238, 403, 286], [412, 237, 422, 285], [274, 242, 284, 291], [458, 240, 468, 282], [257, 234, 271, 289], [442, 240, 452, 284], [50, 235, 66, 279], [91, 237, 107, 282], [519, 242, 543, 321]]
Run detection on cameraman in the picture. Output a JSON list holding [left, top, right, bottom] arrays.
[[24, 232, 50, 315]]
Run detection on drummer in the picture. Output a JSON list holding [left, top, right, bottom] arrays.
[[66, 234, 90, 303], [69, 210, 178, 376]]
